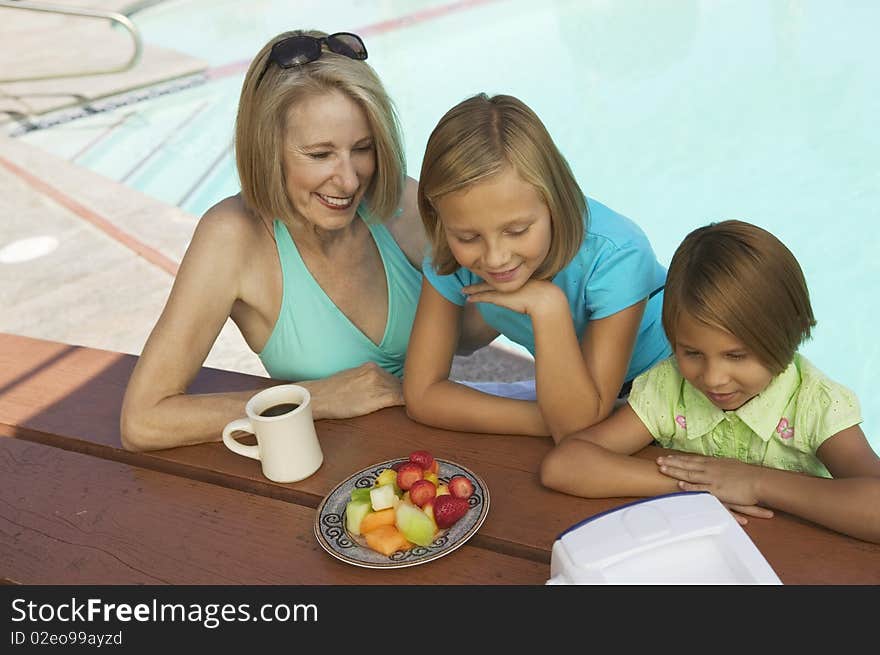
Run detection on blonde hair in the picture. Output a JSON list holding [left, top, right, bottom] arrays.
[[662, 220, 816, 375], [235, 30, 405, 223], [418, 93, 586, 277]]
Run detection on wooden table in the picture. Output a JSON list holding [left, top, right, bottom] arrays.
[[1, 333, 878, 585]]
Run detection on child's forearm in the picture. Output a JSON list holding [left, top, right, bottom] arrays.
[[405, 379, 549, 436], [530, 300, 607, 441], [541, 438, 678, 498], [755, 470, 880, 543]]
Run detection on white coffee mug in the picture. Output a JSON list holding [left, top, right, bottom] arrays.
[[222, 384, 323, 483]]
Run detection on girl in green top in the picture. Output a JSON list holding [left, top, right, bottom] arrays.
[[541, 220, 880, 543]]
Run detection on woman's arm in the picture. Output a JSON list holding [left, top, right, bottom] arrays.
[[657, 425, 880, 542], [540, 403, 675, 496], [385, 177, 425, 268], [120, 205, 270, 451], [121, 204, 405, 451], [403, 280, 547, 436]]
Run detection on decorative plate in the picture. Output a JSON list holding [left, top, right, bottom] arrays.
[[314, 458, 490, 569]]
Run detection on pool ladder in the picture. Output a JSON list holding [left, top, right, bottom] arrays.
[[0, 0, 143, 83]]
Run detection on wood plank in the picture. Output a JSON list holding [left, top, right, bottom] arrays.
[[0, 333, 271, 446], [0, 334, 645, 562], [3, 333, 879, 583], [0, 438, 548, 585]]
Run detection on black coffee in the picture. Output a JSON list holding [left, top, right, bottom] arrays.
[[258, 402, 300, 417]]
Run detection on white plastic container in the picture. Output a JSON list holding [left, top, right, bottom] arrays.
[[546, 492, 781, 585]]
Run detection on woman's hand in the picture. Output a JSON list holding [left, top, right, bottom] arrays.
[[306, 362, 404, 420], [656, 454, 774, 523], [462, 279, 564, 316]]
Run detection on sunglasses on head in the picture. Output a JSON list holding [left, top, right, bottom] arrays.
[[255, 32, 368, 88]]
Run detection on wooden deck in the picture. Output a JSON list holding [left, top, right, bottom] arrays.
[[2, 332, 878, 585]]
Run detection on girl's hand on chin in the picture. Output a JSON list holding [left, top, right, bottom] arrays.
[[462, 279, 564, 316]]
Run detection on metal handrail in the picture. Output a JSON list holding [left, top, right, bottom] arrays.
[[0, 0, 143, 83]]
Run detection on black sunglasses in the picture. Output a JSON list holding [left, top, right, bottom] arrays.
[[255, 32, 368, 88]]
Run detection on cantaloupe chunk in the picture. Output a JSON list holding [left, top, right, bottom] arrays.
[[359, 507, 396, 534], [364, 525, 412, 556]]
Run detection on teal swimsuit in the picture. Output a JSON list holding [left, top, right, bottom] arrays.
[[258, 214, 422, 381]]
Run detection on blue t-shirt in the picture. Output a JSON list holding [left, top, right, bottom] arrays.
[[422, 197, 671, 381]]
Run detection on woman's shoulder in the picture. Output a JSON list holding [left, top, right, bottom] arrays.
[[192, 194, 264, 248], [381, 177, 427, 267], [179, 195, 269, 283], [197, 194, 256, 232]]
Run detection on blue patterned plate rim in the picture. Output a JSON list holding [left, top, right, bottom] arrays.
[[313, 458, 490, 569]]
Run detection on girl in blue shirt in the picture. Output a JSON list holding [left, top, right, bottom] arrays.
[[403, 94, 670, 441]]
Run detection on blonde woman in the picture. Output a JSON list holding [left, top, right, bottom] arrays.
[[121, 31, 489, 451], [403, 94, 670, 441]]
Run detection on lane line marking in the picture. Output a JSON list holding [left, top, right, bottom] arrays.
[[121, 100, 210, 183], [5, 0, 503, 277], [206, 0, 501, 79], [0, 154, 180, 276]]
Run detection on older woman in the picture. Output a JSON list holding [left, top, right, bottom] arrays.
[[121, 30, 490, 451]]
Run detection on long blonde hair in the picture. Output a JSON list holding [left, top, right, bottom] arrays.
[[235, 30, 405, 223], [418, 93, 586, 277]]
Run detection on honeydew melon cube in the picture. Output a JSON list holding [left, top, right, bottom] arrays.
[[370, 483, 397, 511], [345, 499, 372, 536], [349, 487, 372, 503], [395, 502, 437, 547]]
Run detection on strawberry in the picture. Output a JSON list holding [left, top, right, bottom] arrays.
[[408, 450, 435, 471], [447, 475, 475, 500], [409, 479, 437, 508], [432, 495, 469, 529], [396, 461, 423, 491]]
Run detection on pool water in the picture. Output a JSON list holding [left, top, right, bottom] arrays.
[[16, 0, 880, 452]]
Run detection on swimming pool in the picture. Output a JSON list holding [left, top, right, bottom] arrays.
[[15, 0, 880, 452]]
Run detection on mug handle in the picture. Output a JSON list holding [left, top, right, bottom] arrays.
[[222, 417, 260, 461]]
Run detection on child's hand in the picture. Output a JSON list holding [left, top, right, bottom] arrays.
[[462, 279, 564, 316], [723, 502, 775, 526], [656, 454, 770, 510]]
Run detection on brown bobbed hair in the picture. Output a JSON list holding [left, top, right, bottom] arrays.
[[418, 93, 586, 277], [662, 220, 816, 375], [235, 30, 405, 224]]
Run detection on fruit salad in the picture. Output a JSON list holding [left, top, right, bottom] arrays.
[[344, 450, 475, 557]]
